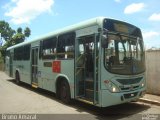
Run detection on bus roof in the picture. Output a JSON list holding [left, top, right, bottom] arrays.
[[7, 17, 106, 50]]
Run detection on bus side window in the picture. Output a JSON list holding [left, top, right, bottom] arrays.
[[39, 41, 43, 59], [57, 32, 75, 59], [42, 37, 57, 59], [14, 46, 23, 60], [23, 44, 31, 60]]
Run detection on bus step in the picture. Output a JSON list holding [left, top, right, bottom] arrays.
[[85, 79, 93, 82], [77, 97, 93, 105], [31, 83, 38, 88], [85, 81, 94, 89], [85, 89, 98, 100], [85, 89, 94, 100]]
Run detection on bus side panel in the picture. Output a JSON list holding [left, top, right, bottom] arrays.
[[60, 60, 75, 99], [38, 59, 75, 99], [20, 61, 31, 84], [13, 61, 23, 81], [38, 60, 56, 92], [11, 60, 31, 84]]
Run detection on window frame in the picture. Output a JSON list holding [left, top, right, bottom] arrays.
[[13, 44, 31, 61], [57, 32, 75, 59], [41, 37, 57, 60]]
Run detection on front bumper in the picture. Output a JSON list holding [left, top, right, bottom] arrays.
[[101, 87, 146, 107]]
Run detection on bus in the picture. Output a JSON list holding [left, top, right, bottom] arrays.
[[5, 17, 146, 107]]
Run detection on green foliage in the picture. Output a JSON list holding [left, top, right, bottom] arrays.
[[17, 27, 22, 33], [0, 40, 12, 58], [0, 20, 31, 59], [24, 27, 31, 37], [12, 32, 25, 44], [12, 27, 31, 44], [0, 20, 15, 41]]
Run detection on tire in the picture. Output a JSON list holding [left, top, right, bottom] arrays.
[[56, 82, 61, 99], [15, 72, 20, 85], [60, 80, 71, 104]]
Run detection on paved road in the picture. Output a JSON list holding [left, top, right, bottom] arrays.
[[0, 72, 160, 120]]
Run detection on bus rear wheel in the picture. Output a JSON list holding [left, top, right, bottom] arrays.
[[15, 72, 20, 85], [60, 80, 71, 104]]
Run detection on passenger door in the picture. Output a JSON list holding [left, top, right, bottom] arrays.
[[75, 34, 99, 104], [31, 47, 39, 88]]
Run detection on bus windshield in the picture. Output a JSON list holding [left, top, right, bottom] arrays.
[[104, 32, 145, 75]]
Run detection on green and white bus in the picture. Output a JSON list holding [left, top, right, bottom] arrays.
[[5, 17, 146, 107]]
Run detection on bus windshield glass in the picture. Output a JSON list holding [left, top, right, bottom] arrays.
[[104, 33, 145, 75], [103, 19, 145, 75]]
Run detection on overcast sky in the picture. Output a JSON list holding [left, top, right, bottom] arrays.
[[0, 0, 160, 49]]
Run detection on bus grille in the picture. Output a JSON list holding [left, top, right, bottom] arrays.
[[116, 77, 142, 85], [123, 92, 138, 99], [121, 85, 139, 91]]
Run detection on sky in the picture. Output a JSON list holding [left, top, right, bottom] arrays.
[[0, 0, 160, 49]]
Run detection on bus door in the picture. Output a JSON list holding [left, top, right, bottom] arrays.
[[75, 34, 99, 104], [9, 52, 13, 77], [31, 47, 39, 88]]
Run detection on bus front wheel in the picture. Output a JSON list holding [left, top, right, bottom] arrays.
[[60, 80, 71, 104]]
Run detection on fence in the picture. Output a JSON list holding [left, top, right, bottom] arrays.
[[146, 50, 160, 95]]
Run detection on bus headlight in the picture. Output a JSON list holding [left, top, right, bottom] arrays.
[[141, 83, 144, 87], [141, 80, 145, 88], [104, 80, 120, 93]]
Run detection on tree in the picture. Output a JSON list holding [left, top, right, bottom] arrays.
[[12, 27, 31, 44], [12, 33, 25, 45], [0, 21, 15, 41], [0, 20, 31, 59], [0, 20, 15, 60], [24, 27, 31, 37], [12, 27, 25, 44], [0, 40, 12, 57], [17, 27, 22, 33]]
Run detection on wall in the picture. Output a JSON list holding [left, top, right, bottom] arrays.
[[146, 50, 160, 95]]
